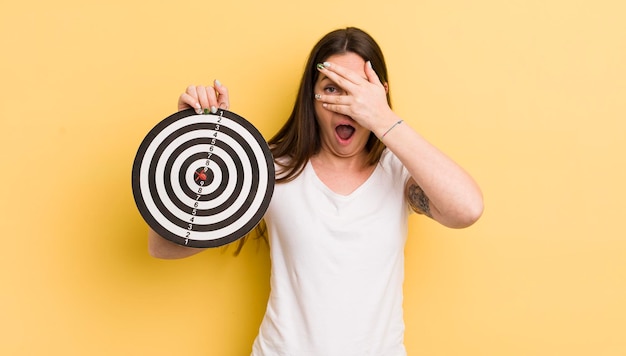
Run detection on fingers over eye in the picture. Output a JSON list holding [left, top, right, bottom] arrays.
[[318, 62, 363, 86], [315, 93, 348, 105], [321, 102, 349, 116]]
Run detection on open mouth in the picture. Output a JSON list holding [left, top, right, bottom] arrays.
[[335, 124, 355, 141]]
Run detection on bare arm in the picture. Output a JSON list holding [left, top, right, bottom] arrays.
[[406, 182, 434, 219], [148, 229, 207, 259], [388, 121, 483, 228]]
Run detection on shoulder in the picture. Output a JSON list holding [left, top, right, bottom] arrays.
[[378, 148, 396, 166], [378, 149, 410, 181], [272, 154, 302, 182]]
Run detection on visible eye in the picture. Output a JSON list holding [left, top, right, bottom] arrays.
[[324, 85, 341, 95]]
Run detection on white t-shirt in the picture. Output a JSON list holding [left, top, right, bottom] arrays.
[[251, 149, 412, 356]]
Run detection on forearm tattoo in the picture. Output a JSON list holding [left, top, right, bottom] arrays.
[[408, 183, 433, 218]]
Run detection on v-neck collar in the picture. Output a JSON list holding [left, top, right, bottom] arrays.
[[305, 160, 380, 199]]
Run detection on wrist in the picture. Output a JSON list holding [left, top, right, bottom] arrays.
[[380, 120, 404, 140], [373, 112, 403, 139]]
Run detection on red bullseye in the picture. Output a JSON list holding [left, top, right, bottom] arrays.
[[195, 170, 207, 181], [194, 167, 213, 185]]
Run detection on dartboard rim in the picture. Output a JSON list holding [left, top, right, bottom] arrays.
[[132, 108, 275, 248]]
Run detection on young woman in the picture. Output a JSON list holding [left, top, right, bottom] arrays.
[[148, 27, 483, 355]]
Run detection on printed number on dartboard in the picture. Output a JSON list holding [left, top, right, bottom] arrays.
[[185, 112, 223, 245]]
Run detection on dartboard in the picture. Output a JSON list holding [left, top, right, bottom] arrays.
[[132, 108, 275, 248]]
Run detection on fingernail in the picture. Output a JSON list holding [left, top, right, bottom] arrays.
[[316, 62, 330, 70], [314, 93, 322, 100], [210, 106, 217, 114], [367, 61, 373, 69], [203, 108, 210, 114], [215, 79, 222, 87]]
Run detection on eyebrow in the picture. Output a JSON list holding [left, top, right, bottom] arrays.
[[318, 75, 336, 84]]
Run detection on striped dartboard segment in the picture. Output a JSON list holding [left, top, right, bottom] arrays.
[[132, 109, 275, 248]]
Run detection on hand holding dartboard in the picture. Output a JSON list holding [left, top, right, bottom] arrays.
[[132, 108, 275, 248]]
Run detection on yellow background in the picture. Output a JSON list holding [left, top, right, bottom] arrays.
[[1, 0, 625, 355]]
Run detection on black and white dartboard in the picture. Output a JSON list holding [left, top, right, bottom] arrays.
[[132, 108, 275, 248]]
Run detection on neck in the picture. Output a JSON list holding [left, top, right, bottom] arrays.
[[309, 149, 377, 196], [311, 149, 371, 172]]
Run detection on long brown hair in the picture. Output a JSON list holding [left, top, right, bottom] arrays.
[[231, 27, 392, 254], [269, 26, 392, 182]]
